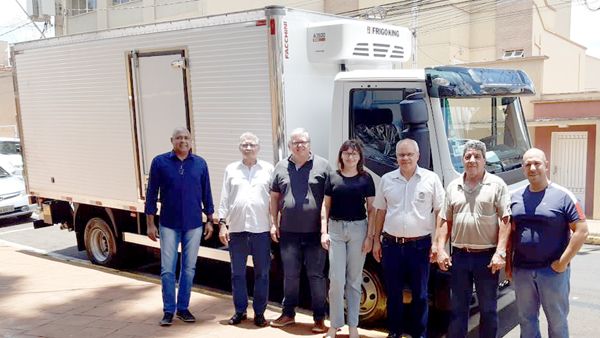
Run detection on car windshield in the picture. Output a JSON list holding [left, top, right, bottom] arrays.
[[0, 141, 21, 155], [442, 96, 530, 174]]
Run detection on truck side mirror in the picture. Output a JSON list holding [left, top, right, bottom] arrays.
[[400, 98, 432, 170]]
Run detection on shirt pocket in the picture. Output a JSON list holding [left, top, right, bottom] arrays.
[[413, 188, 434, 217], [477, 188, 497, 216], [251, 172, 271, 188]]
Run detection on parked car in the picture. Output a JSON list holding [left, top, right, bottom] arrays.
[[0, 137, 23, 176], [0, 164, 36, 220]]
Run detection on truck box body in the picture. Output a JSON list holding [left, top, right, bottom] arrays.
[[13, 8, 374, 212]]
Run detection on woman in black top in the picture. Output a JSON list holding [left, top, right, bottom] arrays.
[[321, 139, 376, 338]]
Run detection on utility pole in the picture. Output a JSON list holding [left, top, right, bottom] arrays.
[[13, 0, 47, 39], [411, 0, 419, 68]]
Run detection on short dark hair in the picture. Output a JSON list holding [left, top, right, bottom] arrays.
[[337, 139, 366, 174]]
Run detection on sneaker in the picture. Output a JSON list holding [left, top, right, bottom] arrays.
[[312, 319, 327, 333], [270, 314, 295, 327], [254, 314, 268, 327], [228, 312, 247, 325], [176, 309, 196, 323], [159, 312, 174, 326]]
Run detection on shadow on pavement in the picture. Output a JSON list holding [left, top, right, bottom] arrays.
[[0, 253, 231, 337], [0, 215, 33, 228]]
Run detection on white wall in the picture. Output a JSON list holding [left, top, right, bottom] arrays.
[[585, 55, 600, 91], [0, 70, 17, 138]]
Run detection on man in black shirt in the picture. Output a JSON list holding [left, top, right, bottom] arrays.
[[269, 128, 331, 333]]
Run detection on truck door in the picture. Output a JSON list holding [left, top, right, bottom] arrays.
[[344, 83, 434, 177], [128, 49, 191, 198]]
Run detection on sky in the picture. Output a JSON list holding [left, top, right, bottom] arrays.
[[0, 0, 599, 58], [570, 0, 600, 58], [0, 0, 54, 45]]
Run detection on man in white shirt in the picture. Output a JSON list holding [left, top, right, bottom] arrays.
[[218, 132, 274, 327], [372, 139, 444, 338]]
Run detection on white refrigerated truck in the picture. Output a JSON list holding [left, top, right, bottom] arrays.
[[12, 6, 534, 325]]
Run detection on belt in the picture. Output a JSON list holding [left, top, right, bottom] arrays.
[[382, 232, 430, 244], [452, 246, 496, 253]]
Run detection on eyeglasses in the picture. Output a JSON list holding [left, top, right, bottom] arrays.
[[240, 143, 258, 149], [292, 141, 309, 146], [397, 152, 415, 158], [341, 152, 360, 158]]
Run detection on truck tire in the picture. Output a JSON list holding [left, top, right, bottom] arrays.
[[84, 217, 119, 267], [359, 261, 387, 324]]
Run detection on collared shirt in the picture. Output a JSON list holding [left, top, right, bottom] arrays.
[[441, 172, 510, 249], [218, 159, 274, 233], [144, 151, 214, 231], [373, 166, 444, 237], [271, 154, 331, 233]]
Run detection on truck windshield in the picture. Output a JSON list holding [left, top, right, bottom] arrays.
[[442, 96, 529, 174]]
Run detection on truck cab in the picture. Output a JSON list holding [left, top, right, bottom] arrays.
[[329, 66, 534, 324]]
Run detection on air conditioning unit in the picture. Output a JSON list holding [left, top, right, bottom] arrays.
[[502, 49, 525, 59], [27, 0, 56, 22]]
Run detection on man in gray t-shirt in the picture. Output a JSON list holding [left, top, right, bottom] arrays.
[[269, 128, 330, 333]]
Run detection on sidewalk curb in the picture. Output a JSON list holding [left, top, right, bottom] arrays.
[[585, 234, 600, 245]]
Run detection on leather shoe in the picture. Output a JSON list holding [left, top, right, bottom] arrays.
[[254, 314, 268, 327], [228, 312, 247, 325], [312, 319, 327, 333], [176, 309, 196, 323]]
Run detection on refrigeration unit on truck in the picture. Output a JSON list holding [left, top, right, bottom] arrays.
[[12, 6, 534, 325]]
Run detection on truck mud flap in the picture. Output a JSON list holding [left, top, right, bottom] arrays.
[[36, 200, 73, 228]]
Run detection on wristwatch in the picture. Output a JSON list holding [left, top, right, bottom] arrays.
[[496, 250, 507, 259]]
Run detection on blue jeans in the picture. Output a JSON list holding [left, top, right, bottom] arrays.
[[159, 225, 203, 314], [381, 234, 431, 338], [328, 219, 367, 328], [229, 231, 271, 315], [448, 250, 499, 338], [279, 231, 327, 320], [513, 266, 570, 338]]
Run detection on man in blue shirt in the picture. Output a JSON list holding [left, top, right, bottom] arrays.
[[509, 148, 588, 338], [145, 127, 215, 326]]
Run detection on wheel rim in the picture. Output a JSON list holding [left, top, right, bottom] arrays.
[[360, 269, 380, 316], [89, 226, 110, 263]]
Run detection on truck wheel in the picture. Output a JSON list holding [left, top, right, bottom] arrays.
[[359, 261, 387, 325], [84, 217, 119, 267]]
